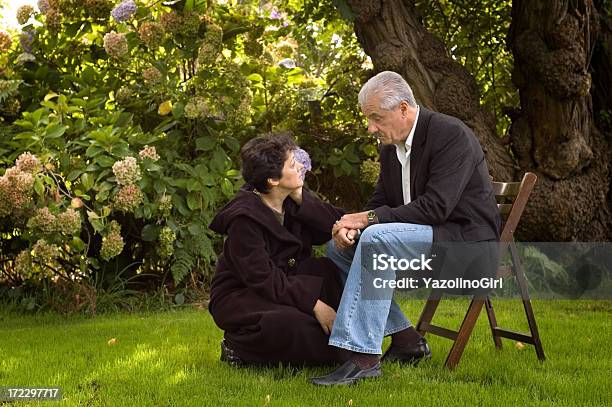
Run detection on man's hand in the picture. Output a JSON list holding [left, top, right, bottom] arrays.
[[289, 186, 303, 205], [332, 211, 369, 234], [313, 299, 336, 335]]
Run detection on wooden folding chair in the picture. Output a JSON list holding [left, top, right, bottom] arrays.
[[415, 172, 545, 369]]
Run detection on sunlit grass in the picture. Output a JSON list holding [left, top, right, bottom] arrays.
[[1, 300, 610, 406]]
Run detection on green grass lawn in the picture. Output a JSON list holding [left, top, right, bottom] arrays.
[[1, 299, 610, 406]]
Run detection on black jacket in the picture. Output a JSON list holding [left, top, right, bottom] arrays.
[[367, 107, 501, 242]]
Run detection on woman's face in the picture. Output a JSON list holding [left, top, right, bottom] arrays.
[[276, 150, 304, 190]]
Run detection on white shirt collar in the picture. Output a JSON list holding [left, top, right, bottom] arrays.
[[396, 105, 419, 156]]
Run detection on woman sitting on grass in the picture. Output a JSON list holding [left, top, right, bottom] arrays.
[[208, 133, 347, 366]]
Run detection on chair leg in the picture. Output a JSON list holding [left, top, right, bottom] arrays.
[[445, 298, 484, 369], [416, 291, 442, 336], [485, 297, 502, 349], [511, 244, 545, 361], [416, 299, 439, 336]]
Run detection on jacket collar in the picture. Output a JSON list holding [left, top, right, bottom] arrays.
[[209, 187, 303, 246], [410, 107, 433, 192]]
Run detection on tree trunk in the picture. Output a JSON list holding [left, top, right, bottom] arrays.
[[347, 0, 514, 179], [508, 0, 611, 241], [347, 0, 611, 241]]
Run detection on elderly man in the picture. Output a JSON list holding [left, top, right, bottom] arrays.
[[310, 71, 501, 386]]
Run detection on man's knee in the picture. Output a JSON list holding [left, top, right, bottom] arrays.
[[359, 224, 389, 243]]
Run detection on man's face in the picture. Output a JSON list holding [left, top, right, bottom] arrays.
[[361, 96, 412, 145]]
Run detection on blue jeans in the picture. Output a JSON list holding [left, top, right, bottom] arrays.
[[326, 223, 433, 354]]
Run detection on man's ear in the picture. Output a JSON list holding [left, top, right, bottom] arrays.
[[400, 100, 410, 116], [267, 178, 280, 187]]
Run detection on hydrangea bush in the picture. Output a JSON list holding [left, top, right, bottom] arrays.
[[0, 1, 257, 292], [0, 0, 375, 307]]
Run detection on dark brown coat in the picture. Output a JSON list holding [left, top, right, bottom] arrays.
[[208, 187, 346, 366]]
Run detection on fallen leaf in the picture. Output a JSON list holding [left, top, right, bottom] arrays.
[[515, 341, 525, 350], [107, 338, 118, 346]]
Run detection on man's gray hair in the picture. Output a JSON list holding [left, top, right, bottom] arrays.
[[358, 71, 417, 110]]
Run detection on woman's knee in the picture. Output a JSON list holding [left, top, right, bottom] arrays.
[[326, 239, 354, 262]]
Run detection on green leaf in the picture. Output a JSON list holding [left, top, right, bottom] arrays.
[[223, 136, 241, 153], [96, 155, 116, 168], [340, 160, 353, 175], [80, 173, 94, 190], [95, 190, 109, 203], [221, 178, 234, 197], [67, 170, 82, 182], [89, 218, 104, 234], [71, 236, 86, 252], [172, 195, 190, 216], [87, 210, 100, 220], [195, 136, 216, 151], [81, 67, 95, 84], [225, 169, 240, 178], [141, 224, 161, 241], [361, 144, 378, 157], [194, 0, 206, 12], [186, 179, 201, 192], [153, 180, 167, 194], [186, 191, 201, 210], [14, 120, 34, 129], [45, 123, 67, 139], [34, 178, 45, 197], [172, 101, 184, 119], [210, 148, 228, 173], [247, 73, 263, 82], [114, 112, 133, 128], [187, 223, 202, 235]]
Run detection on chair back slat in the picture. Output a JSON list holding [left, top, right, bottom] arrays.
[[492, 182, 521, 197], [492, 172, 537, 244]]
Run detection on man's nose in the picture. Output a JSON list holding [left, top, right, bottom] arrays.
[[367, 122, 378, 133]]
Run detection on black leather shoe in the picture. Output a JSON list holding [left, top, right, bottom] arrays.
[[381, 337, 431, 365], [309, 361, 382, 386], [220, 339, 244, 366]]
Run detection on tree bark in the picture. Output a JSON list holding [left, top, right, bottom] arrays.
[[508, 0, 611, 241], [347, 0, 515, 180], [347, 0, 611, 241]]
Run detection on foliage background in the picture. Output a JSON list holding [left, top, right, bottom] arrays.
[[0, 0, 524, 312]]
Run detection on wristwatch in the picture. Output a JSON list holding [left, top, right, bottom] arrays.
[[367, 210, 379, 226]]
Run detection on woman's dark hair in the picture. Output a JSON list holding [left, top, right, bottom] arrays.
[[241, 133, 296, 193]]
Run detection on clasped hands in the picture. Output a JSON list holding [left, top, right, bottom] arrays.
[[331, 211, 370, 250]]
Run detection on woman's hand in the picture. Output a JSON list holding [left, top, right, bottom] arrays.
[[332, 226, 357, 250], [289, 186, 303, 205], [313, 299, 336, 335]]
